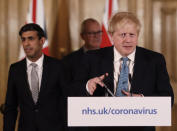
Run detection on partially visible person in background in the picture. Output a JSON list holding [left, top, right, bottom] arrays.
[[3, 23, 65, 131], [62, 18, 102, 131], [62, 18, 102, 96], [80, 18, 102, 51]]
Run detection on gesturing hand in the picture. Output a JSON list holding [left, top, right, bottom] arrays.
[[87, 73, 108, 95]]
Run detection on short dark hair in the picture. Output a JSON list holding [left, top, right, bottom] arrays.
[[19, 23, 46, 39], [80, 18, 100, 34]]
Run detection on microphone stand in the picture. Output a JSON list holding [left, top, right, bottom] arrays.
[[103, 83, 115, 97]]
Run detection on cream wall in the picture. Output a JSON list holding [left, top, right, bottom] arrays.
[[0, 0, 176, 130]]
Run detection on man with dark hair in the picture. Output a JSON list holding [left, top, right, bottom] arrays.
[[3, 23, 65, 131], [19, 23, 46, 39]]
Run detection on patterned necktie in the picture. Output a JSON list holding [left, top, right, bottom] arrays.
[[116, 57, 129, 96], [31, 63, 39, 103]]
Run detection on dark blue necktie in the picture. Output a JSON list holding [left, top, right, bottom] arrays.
[[116, 57, 129, 96]]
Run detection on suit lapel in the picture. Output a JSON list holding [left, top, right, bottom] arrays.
[[20, 59, 35, 104], [100, 46, 114, 94], [38, 55, 49, 101], [130, 46, 145, 94]]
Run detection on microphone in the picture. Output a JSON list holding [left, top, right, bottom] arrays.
[[102, 74, 115, 97], [102, 74, 132, 97], [129, 74, 132, 83], [129, 74, 133, 95]]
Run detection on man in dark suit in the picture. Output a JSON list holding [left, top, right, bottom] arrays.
[[3, 23, 65, 131], [71, 12, 174, 131], [62, 18, 102, 131], [62, 18, 102, 96]]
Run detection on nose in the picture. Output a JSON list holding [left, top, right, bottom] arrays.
[[94, 34, 101, 39], [124, 35, 132, 43], [22, 39, 30, 46]]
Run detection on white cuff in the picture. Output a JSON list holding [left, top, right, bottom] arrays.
[[86, 81, 91, 95]]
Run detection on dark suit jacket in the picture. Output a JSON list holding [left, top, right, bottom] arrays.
[[69, 46, 174, 131], [62, 47, 85, 88], [3, 55, 65, 131], [62, 47, 90, 131]]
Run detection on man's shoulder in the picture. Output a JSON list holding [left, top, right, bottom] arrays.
[[10, 58, 26, 68], [63, 48, 84, 60], [137, 46, 163, 57], [66, 48, 84, 57], [44, 55, 61, 65], [87, 46, 113, 56], [136, 46, 164, 62], [7, 59, 26, 75]]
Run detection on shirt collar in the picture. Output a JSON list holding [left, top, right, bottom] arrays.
[[26, 54, 44, 68], [114, 46, 136, 63], [83, 46, 88, 53]]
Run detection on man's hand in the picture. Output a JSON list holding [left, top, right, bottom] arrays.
[[122, 90, 143, 97], [87, 73, 108, 95]]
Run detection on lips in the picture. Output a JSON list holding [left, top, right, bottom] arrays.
[[24, 47, 33, 53], [123, 46, 132, 49]]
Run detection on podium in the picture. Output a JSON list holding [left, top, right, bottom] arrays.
[[68, 97, 171, 127]]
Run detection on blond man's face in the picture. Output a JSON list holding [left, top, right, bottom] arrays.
[[111, 23, 138, 56]]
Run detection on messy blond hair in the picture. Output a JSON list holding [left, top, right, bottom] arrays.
[[108, 12, 141, 35]]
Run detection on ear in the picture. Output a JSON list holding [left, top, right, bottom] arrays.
[[80, 33, 85, 40], [109, 32, 113, 37], [109, 33, 114, 44], [40, 37, 46, 45]]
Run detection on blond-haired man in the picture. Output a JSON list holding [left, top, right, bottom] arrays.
[[73, 12, 174, 131]]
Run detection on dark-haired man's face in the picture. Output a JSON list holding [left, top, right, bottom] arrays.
[[21, 31, 45, 61]]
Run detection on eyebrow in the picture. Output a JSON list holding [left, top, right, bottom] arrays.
[[21, 36, 34, 39]]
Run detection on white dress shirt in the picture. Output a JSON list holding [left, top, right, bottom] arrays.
[[26, 54, 44, 91], [113, 47, 135, 94]]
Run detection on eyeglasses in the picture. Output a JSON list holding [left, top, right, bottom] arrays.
[[83, 31, 103, 36]]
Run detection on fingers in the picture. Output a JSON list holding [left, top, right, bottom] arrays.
[[122, 90, 143, 97], [87, 73, 108, 95], [122, 90, 131, 96], [88, 84, 97, 95], [132, 93, 143, 97], [104, 72, 109, 77]]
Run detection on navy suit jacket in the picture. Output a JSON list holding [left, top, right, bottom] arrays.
[[62, 47, 85, 85], [3, 55, 65, 131], [62, 48, 90, 131], [73, 46, 174, 98]]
